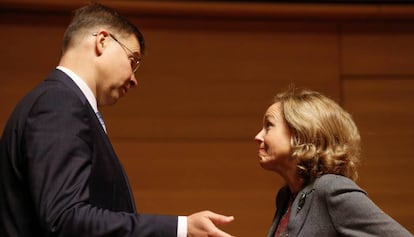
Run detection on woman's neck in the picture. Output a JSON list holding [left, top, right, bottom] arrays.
[[285, 172, 304, 194]]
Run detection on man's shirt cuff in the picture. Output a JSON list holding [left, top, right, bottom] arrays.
[[177, 216, 187, 237]]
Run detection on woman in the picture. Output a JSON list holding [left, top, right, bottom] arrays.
[[254, 88, 412, 237]]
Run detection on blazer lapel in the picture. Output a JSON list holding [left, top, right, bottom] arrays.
[[286, 181, 316, 237], [267, 186, 291, 237], [267, 212, 279, 237]]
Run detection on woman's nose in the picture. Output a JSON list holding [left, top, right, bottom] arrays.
[[254, 129, 264, 143]]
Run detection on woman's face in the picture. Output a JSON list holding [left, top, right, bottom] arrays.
[[255, 102, 293, 172]]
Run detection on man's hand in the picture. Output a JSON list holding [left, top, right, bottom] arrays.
[[187, 210, 235, 237]]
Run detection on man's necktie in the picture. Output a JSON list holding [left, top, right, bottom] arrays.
[[96, 111, 107, 133]]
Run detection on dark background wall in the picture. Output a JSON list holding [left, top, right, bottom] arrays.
[[1, 1, 414, 236]]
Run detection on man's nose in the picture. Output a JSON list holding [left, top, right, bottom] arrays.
[[129, 73, 138, 87]]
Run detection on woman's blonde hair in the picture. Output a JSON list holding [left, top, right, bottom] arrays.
[[274, 88, 361, 182]]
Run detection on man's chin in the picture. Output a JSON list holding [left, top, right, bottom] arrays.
[[98, 97, 118, 107]]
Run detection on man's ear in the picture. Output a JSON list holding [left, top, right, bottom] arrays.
[[93, 30, 110, 56]]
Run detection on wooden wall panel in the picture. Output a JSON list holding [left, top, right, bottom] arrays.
[[341, 21, 414, 233], [343, 79, 414, 233], [1, 1, 414, 236], [102, 20, 340, 139], [341, 22, 414, 76], [0, 13, 67, 132]]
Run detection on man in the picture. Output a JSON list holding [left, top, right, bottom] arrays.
[[0, 3, 234, 237]]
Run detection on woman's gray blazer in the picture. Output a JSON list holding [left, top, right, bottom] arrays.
[[267, 174, 413, 237]]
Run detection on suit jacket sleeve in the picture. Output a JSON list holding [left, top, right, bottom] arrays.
[[320, 175, 413, 237], [23, 86, 177, 237]]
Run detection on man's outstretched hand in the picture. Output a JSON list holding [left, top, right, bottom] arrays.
[[187, 210, 235, 237]]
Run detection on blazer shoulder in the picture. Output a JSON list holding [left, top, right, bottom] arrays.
[[313, 174, 366, 197]]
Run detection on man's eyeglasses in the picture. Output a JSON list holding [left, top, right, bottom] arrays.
[[92, 32, 141, 73]]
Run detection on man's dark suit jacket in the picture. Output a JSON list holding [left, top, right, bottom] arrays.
[[267, 174, 413, 237], [0, 69, 177, 237]]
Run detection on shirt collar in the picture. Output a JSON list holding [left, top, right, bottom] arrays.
[[56, 66, 98, 113]]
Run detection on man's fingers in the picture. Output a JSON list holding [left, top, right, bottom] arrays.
[[211, 226, 235, 237], [208, 212, 235, 225], [187, 210, 235, 237], [207, 212, 235, 237]]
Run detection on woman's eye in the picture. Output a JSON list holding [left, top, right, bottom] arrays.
[[264, 121, 273, 130]]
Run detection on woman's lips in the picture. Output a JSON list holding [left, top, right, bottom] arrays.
[[258, 148, 266, 156]]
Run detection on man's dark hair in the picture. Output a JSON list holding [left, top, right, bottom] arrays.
[[62, 2, 145, 54]]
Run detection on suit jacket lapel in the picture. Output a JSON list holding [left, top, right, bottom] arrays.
[[49, 69, 109, 136], [48, 69, 88, 104], [47, 69, 137, 212]]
